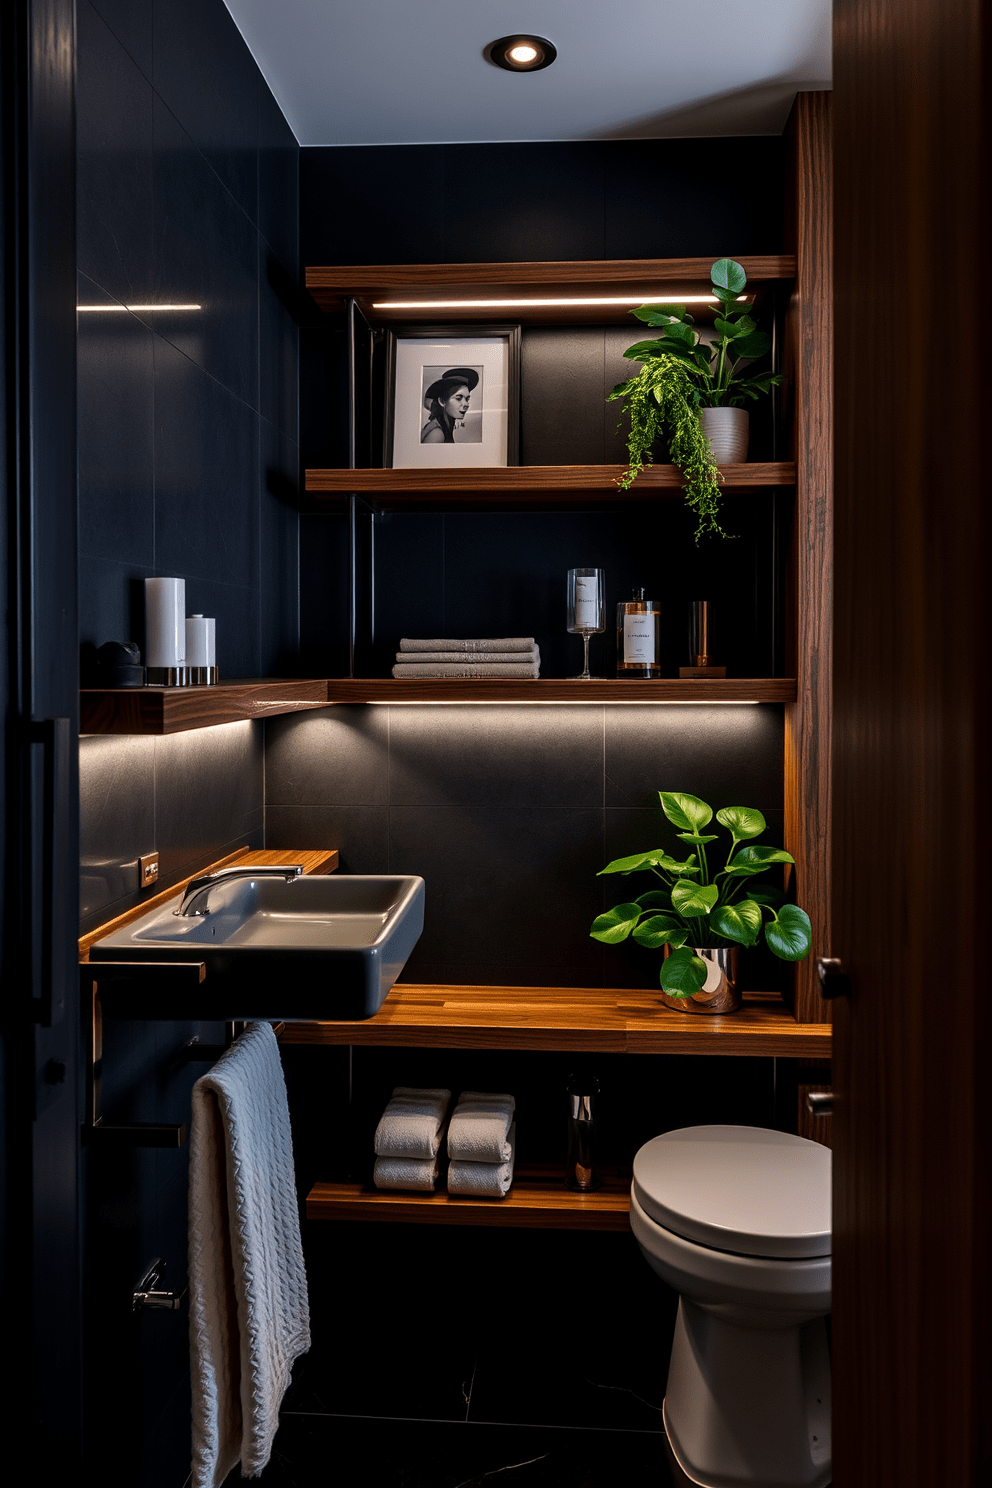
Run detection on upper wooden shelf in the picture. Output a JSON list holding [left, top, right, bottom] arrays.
[[305, 255, 796, 324], [80, 678, 331, 735], [279, 984, 831, 1057], [323, 678, 796, 704], [305, 462, 795, 506]]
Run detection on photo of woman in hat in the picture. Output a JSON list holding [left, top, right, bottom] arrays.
[[420, 365, 483, 444]]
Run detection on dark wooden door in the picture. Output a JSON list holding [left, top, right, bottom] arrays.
[[832, 1, 991, 1481]]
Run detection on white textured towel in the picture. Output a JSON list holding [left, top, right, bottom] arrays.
[[373, 1153, 440, 1191], [391, 662, 540, 678], [448, 1092, 515, 1163], [188, 1021, 310, 1488], [448, 1124, 517, 1198], [394, 650, 540, 665], [374, 1087, 451, 1159], [399, 637, 536, 653]]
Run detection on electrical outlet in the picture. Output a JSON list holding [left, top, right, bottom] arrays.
[[139, 852, 159, 889]]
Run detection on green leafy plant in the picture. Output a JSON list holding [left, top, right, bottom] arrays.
[[590, 791, 811, 999], [608, 258, 783, 540]]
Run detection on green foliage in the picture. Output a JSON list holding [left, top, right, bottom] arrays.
[[590, 790, 812, 997], [610, 258, 784, 539]]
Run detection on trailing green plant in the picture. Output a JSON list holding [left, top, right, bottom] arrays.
[[590, 791, 811, 999], [609, 258, 783, 540]]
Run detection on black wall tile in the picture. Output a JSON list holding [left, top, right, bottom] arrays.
[[152, 336, 258, 586], [258, 81, 298, 273], [79, 734, 156, 922], [604, 705, 785, 809], [152, 722, 263, 883], [264, 804, 389, 872], [298, 512, 350, 678], [300, 145, 446, 267], [151, 97, 259, 407], [441, 143, 606, 262], [520, 326, 608, 466], [260, 423, 301, 674], [77, 284, 155, 568], [265, 709, 389, 807], [77, 3, 155, 303], [387, 804, 605, 980], [259, 247, 299, 438], [152, 0, 258, 221], [89, 0, 153, 77], [78, 554, 152, 653], [386, 705, 603, 808]]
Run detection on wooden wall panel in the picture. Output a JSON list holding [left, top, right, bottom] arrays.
[[782, 92, 833, 1024], [832, 2, 991, 1482]]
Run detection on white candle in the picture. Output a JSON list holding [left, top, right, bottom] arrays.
[[145, 578, 185, 667]]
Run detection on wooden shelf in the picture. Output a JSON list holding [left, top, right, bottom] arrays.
[[280, 984, 831, 1057], [305, 255, 796, 324], [305, 462, 795, 507], [322, 678, 797, 704], [306, 1165, 632, 1230], [80, 678, 331, 735]]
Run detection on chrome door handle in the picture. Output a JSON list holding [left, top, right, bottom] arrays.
[[806, 1091, 833, 1117], [816, 957, 852, 1000]]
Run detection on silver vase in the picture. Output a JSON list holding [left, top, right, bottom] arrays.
[[660, 945, 742, 1015]]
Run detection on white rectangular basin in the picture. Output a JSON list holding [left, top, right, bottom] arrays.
[[90, 874, 425, 1020]]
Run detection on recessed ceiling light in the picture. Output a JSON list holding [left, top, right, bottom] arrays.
[[487, 34, 557, 73]]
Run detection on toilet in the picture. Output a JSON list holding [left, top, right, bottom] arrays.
[[630, 1125, 831, 1488]]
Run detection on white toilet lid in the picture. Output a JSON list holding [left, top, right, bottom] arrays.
[[632, 1125, 832, 1259]]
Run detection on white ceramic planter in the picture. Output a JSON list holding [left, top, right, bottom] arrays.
[[698, 406, 749, 464]]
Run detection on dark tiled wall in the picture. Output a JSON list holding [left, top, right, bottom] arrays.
[[77, 0, 300, 930], [75, 7, 299, 1484], [265, 704, 785, 989]]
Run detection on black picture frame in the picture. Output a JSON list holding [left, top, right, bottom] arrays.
[[383, 323, 521, 468]]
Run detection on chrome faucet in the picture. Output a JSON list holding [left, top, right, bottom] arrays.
[[174, 863, 303, 918]]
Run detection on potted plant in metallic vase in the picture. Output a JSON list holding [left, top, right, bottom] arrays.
[[590, 791, 811, 1014], [609, 258, 783, 540]]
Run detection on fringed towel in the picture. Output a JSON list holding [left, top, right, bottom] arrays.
[[188, 1021, 310, 1487]]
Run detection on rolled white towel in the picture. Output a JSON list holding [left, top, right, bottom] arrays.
[[373, 1153, 440, 1192], [399, 638, 536, 653], [447, 1124, 516, 1198], [448, 1092, 515, 1163], [374, 1087, 450, 1160]]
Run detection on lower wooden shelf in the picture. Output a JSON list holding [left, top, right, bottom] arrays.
[[280, 985, 832, 1057], [323, 678, 797, 704], [306, 1165, 632, 1230], [80, 678, 331, 735]]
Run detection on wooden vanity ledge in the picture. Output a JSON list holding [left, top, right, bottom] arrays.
[[280, 984, 832, 1057]]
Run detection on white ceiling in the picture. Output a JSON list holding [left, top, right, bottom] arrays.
[[223, 1, 832, 147]]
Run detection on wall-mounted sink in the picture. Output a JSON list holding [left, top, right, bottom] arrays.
[[89, 874, 425, 1020]]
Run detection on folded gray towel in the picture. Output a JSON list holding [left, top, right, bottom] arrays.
[[448, 1092, 515, 1163], [374, 1088, 450, 1160], [373, 1153, 440, 1192], [447, 1124, 516, 1198], [394, 650, 539, 665], [391, 662, 540, 679], [399, 638, 537, 653]]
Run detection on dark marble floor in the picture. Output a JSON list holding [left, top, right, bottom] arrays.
[[225, 1415, 682, 1487], [221, 1221, 681, 1486]]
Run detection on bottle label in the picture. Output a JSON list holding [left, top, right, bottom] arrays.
[[574, 574, 599, 629], [624, 613, 655, 664]]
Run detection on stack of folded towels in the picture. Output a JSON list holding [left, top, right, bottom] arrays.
[[372, 1086, 450, 1192], [392, 639, 540, 679], [447, 1090, 516, 1198]]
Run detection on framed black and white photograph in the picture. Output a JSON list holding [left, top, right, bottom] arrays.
[[384, 324, 520, 468]]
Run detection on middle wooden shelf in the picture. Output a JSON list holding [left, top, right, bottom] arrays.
[[279, 984, 832, 1057], [305, 462, 795, 507]]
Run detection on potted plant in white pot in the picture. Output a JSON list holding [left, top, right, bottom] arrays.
[[609, 258, 783, 540], [590, 791, 811, 1014]]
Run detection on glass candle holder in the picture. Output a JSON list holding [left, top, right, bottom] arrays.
[[566, 568, 605, 679]]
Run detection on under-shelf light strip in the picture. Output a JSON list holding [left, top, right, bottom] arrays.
[[77, 303, 202, 312], [371, 294, 748, 310]]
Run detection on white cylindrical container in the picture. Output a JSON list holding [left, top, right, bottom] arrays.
[[185, 614, 219, 685], [145, 578, 188, 684]]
